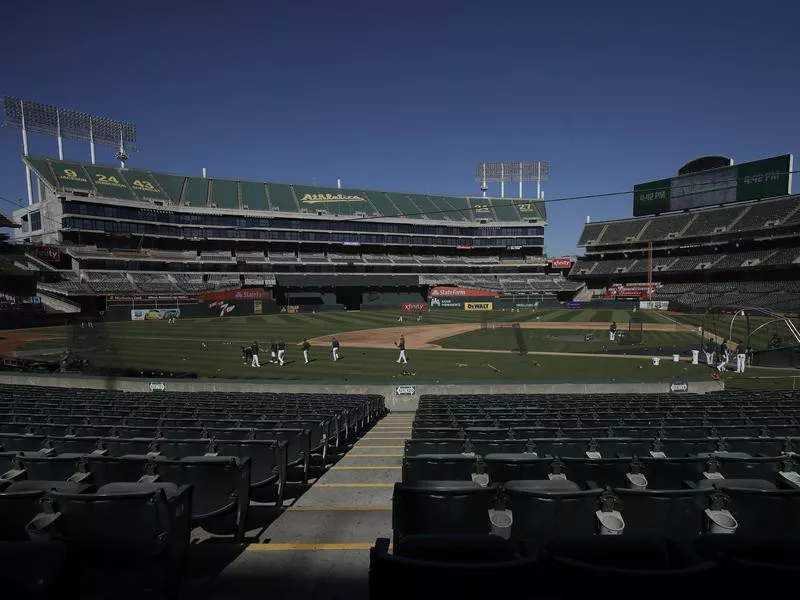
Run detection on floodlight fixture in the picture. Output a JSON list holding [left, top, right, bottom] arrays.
[[3, 97, 137, 204], [475, 161, 550, 199]]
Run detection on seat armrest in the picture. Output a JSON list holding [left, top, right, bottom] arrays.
[[373, 537, 391, 555], [1, 469, 26, 481], [66, 471, 91, 484], [138, 474, 161, 484]]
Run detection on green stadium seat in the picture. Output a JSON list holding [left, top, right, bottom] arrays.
[[503, 481, 603, 542], [46, 485, 191, 598], [184, 177, 209, 207], [364, 190, 401, 216], [150, 172, 185, 203], [469, 197, 495, 220], [83, 165, 136, 200], [388, 193, 421, 218], [611, 488, 712, 539], [121, 169, 170, 201], [25, 156, 59, 190], [50, 161, 95, 192], [0, 487, 48, 541], [433, 196, 470, 221], [240, 180, 269, 210], [489, 198, 522, 221], [408, 195, 440, 218], [266, 183, 298, 212], [210, 179, 239, 209]]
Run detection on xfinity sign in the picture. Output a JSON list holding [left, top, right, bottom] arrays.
[[395, 385, 416, 396], [149, 382, 166, 392], [669, 381, 689, 393]]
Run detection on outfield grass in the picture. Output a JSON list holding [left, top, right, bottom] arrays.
[[12, 309, 796, 386], [436, 327, 699, 355]]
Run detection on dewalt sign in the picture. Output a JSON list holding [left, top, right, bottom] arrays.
[[465, 302, 493, 311]]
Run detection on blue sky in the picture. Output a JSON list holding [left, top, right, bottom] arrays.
[[1, 0, 797, 256]]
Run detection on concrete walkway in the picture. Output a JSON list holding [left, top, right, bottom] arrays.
[[197, 412, 413, 600]]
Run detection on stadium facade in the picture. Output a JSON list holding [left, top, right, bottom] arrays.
[[11, 157, 579, 317]]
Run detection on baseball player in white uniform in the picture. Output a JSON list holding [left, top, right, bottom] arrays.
[[396, 335, 408, 364], [331, 337, 340, 361]]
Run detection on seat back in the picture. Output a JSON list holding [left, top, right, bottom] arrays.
[[637, 457, 706, 489], [84, 456, 149, 487], [483, 454, 552, 484], [404, 439, 466, 457], [723, 488, 800, 535], [392, 482, 499, 542], [559, 457, 634, 489], [50, 487, 189, 562], [612, 488, 712, 539], [0, 433, 46, 452], [214, 440, 284, 487], [153, 438, 213, 459], [504, 484, 602, 542], [154, 457, 250, 520], [0, 489, 46, 540], [402, 455, 477, 484], [46, 436, 101, 455], [18, 455, 83, 482], [715, 456, 786, 482]]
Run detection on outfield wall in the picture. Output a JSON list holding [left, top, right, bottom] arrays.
[[0, 373, 723, 412]]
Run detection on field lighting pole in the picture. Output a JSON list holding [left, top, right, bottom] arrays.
[[18, 102, 33, 206], [3, 96, 137, 181], [474, 161, 550, 201]]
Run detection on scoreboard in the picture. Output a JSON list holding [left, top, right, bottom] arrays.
[[633, 154, 793, 217]]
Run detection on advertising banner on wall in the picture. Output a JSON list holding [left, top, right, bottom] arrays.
[[197, 288, 271, 302], [550, 257, 573, 269], [464, 301, 493, 311], [639, 300, 670, 310], [566, 301, 583, 309], [131, 308, 181, 321], [401, 302, 429, 312], [429, 297, 464, 309], [429, 286, 500, 298]]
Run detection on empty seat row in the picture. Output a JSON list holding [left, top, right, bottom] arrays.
[[2, 454, 252, 542], [369, 533, 800, 600], [0, 481, 191, 598], [402, 453, 800, 489], [405, 436, 796, 459], [393, 480, 800, 544]]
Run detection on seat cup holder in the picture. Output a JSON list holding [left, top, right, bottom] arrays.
[[596, 510, 625, 535], [25, 513, 60, 543], [705, 509, 738, 534], [488, 509, 513, 540], [626, 472, 648, 490]]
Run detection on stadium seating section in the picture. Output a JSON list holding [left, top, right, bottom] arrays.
[[371, 391, 800, 598], [579, 196, 799, 247], [0, 384, 383, 598], [26, 156, 547, 223]]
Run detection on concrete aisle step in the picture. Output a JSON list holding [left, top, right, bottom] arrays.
[[204, 412, 414, 600]]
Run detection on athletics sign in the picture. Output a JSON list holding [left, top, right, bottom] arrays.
[[395, 385, 416, 396], [301, 193, 365, 203]]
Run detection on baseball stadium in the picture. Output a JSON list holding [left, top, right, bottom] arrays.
[[1, 95, 799, 599]]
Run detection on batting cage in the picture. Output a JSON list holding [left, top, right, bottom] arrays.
[[622, 315, 645, 345]]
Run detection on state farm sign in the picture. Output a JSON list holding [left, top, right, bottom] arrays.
[[401, 302, 429, 312], [550, 258, 573, 269]]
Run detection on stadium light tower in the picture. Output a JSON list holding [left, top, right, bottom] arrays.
[[3, 97, 137, 204], [475, 161, 550, 199]]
